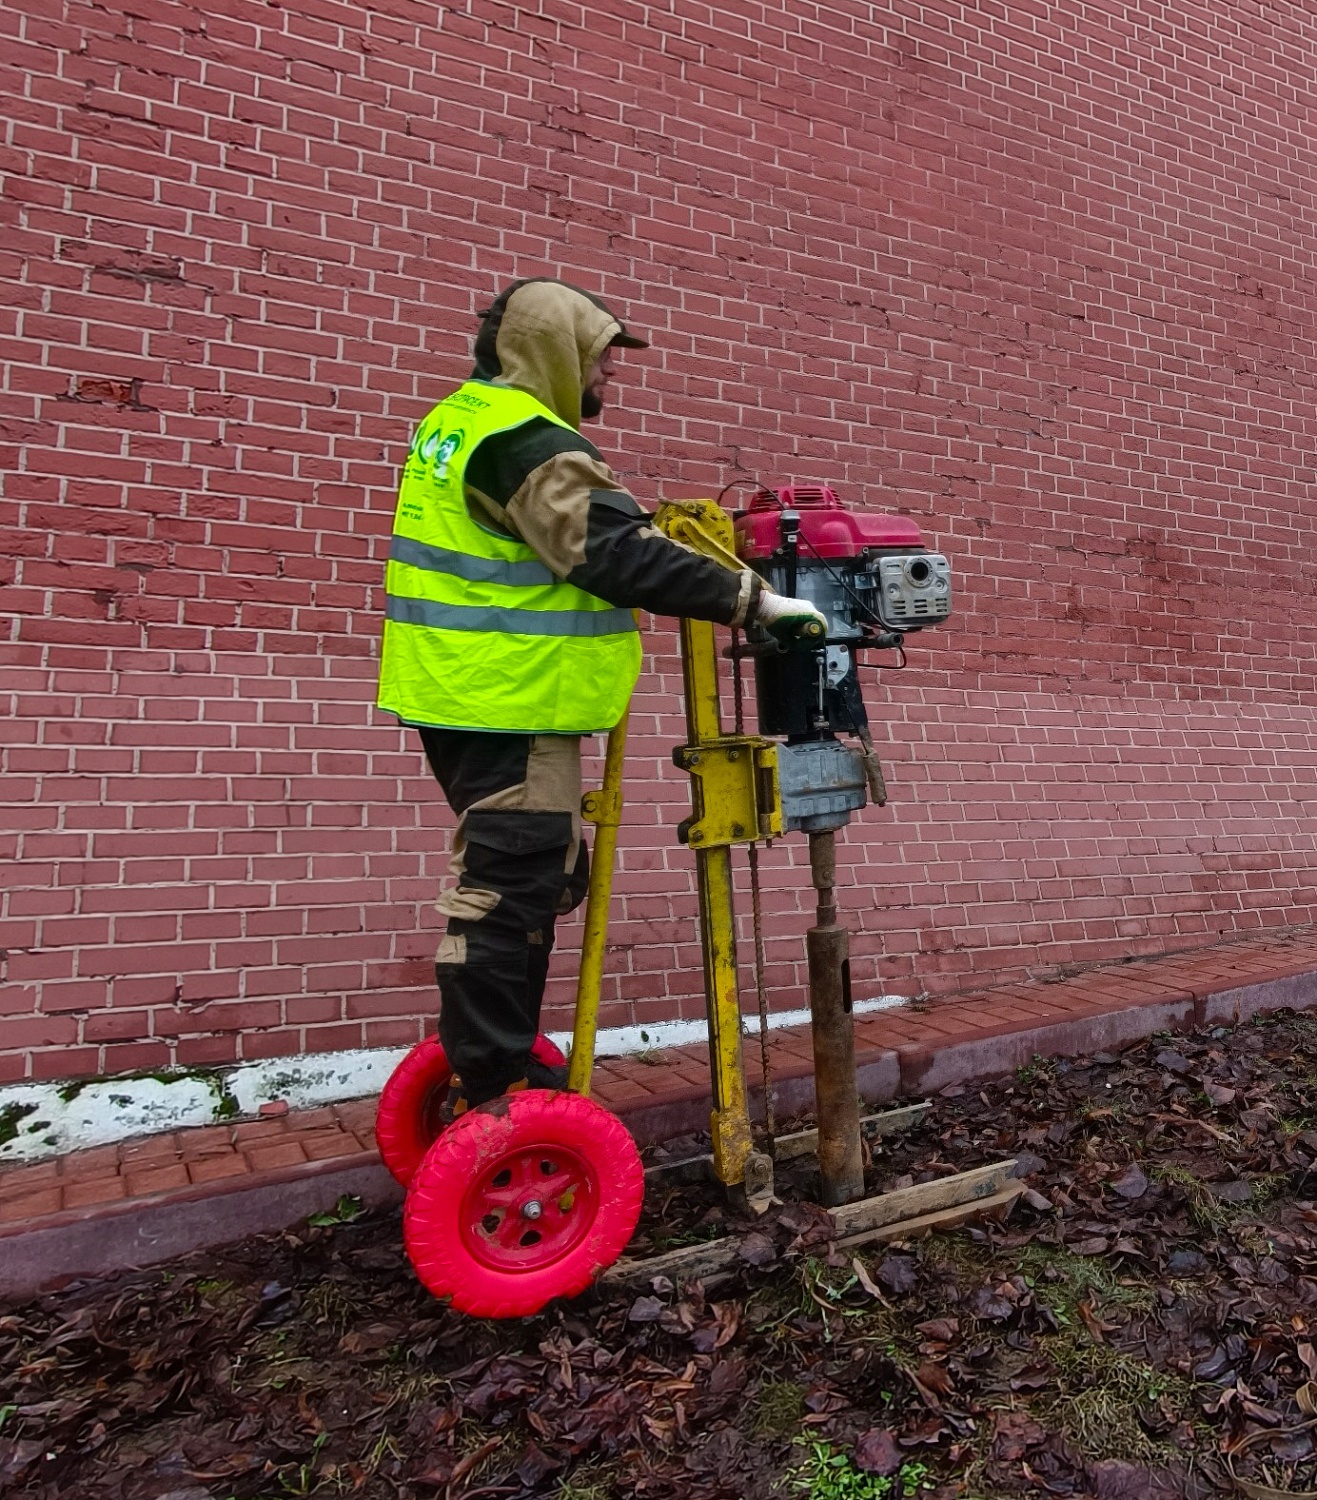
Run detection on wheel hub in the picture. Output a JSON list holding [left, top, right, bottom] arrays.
[[460, 1145, 596, 1271]]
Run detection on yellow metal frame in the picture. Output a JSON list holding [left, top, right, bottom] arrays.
[[567, 499, 784, 1190], [662, 501, 783, 1188], [674, 740, 781, 847], [567, 708, 628, 1098]]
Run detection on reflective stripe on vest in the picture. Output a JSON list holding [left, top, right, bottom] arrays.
[[376, 381, 641, 734], [388, 533, 558, 587]]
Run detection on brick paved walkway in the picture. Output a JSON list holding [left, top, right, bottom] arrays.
[[4, 927, 1317, 1300]]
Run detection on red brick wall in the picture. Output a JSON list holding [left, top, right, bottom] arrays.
[[5, 0, 1317, 1084]]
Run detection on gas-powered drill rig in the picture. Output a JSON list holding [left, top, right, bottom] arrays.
[[380, 485, 1019, 1317]]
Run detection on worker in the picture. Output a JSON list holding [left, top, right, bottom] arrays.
[[377, 278, 827, 1114]]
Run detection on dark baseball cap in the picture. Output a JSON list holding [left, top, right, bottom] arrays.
[[609, 320, 649, 350], [576, 283, 649, 348], [473, 279, 651, 371]]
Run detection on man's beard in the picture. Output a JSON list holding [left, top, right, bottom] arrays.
[[580, 388, 604, 420]]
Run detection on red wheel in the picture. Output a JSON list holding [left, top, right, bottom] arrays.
[[375, 1032, 566, 1186], [403, 1090, 643, 1318]]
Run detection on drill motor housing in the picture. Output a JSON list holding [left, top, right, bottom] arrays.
[[733, 484, 952, 829]]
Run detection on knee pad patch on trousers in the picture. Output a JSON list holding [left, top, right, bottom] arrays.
[[435, 886, 500, 922], [459, 813, 576, 935]]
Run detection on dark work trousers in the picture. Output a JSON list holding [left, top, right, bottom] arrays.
[[418, 727, 589, 1102]]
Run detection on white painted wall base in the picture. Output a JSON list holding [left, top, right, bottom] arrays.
[[0, 994, 909, 1165], [561, 992, 908, 1058]]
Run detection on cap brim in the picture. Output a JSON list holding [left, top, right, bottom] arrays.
[[610, 329, 650, 349]]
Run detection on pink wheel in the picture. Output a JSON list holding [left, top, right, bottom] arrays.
[[375, 1032, 566, 1186], [403, 1090, 644, 1318]]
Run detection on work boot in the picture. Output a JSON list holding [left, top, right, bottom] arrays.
[[439, 1078, 472, 1126], [524, 1056, 570, 1091], [440, 1060, 570, 1125], [439, 1073, 503, 1125]]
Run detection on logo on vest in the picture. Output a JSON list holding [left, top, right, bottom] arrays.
[[446, 390, 490, 411], [416, 428, 463, 480]]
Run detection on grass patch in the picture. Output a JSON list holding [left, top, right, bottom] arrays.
[[1154, 1163, 1222, 1229], [1154, 1163, 1285, 1231], [1077, 1097, 1129, 1125], [754, 1378, 806, 1439], [1037, 1339, 1198, 1461], [644, 1223, 725, 1253], [1016, 1245, 1155, 1319], [302, 1278, 357, 1334], [999, 1256, 1201, 1464], [556, 1459, 624, 1498]]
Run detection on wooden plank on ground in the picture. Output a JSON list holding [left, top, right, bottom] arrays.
[[606, 1157, 1020, 1290], [772, 1103, 932, 1162], [835, 1183, 1024, 1251], [828, 1159, 1018, 1239], [643, 1153, 714, 1188], [601, 1236, 739, 1289]]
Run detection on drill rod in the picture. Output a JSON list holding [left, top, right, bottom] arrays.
[[805, 829, 865, 1206]]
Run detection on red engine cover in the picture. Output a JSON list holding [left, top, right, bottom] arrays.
[[733, 485, 924, 560]]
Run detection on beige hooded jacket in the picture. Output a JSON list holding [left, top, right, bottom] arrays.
[[459, 279, 759, 627]]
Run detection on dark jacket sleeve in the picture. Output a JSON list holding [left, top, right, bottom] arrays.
[[567, 489, 758, 626], [463, 418, 759, 626]]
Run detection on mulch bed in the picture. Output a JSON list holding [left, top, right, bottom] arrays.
[[8, 1010, 1317, 1499]]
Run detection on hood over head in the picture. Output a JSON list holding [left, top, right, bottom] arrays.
[[471, 278, 649, 429]]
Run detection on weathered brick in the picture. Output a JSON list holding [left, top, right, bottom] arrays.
[[244, 1141, 309, 1173]]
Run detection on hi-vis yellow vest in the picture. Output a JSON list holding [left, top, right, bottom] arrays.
[[377, 382, 641, 733]]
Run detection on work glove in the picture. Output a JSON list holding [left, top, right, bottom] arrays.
[[752, 590, 828, 648]]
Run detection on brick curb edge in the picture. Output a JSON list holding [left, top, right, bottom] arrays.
[[0, 1152, 405, 1306], [4, 964, 1316, 1305]]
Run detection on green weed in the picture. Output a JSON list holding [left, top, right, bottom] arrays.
[[0, 1102, 37, 1146], [1015, 1056, 1051, 1086], [276, 1432, 329, 1496], [307, 1194, 364, 1228], [193, 1277, 235, 1305], [786, 1441, 933, 1498]]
